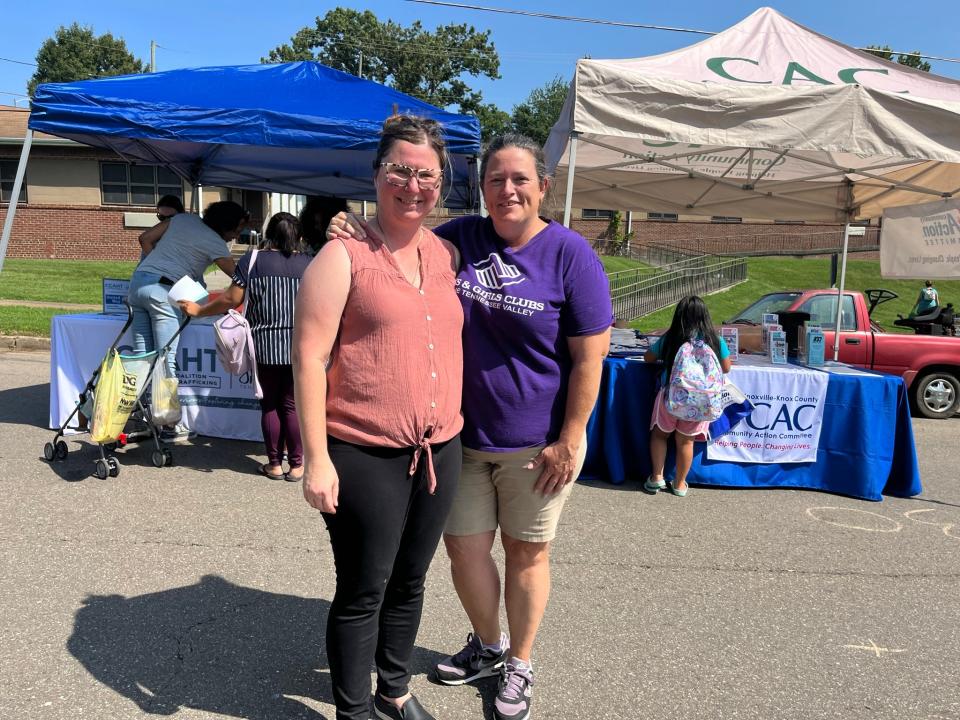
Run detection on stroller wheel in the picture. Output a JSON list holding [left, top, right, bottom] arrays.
[[163, 448, 174, 467], [107, 457, 120, 477], [151, 450, 166, 468], [56, 441, 68, 460], [43, 442, 55, 461], [94, 459, 110, 480]]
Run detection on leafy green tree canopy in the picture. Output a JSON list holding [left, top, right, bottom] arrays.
[[511, 75, 569, 147], [864, 44, 932, 72], [29, 23, 144, 96], [264, 8, 500, 118]]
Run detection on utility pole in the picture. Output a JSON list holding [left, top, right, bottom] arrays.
[[358, 50, 363, 79], [150, 41, 157, 73]]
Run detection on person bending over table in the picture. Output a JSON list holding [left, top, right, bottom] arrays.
[[295, 114, 464, 720], [138, 194, 184, 259], [127, 201, 242, 440], [328, 133, 613, 720], [179, 212, 311, 481]]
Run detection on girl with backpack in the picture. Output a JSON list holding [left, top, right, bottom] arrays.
[[643, 296, 732, 497]]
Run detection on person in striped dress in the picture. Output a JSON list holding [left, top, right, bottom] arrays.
[[178, 212, 312, 480]]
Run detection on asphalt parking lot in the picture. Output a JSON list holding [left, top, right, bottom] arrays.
[[1, 350, 958, 720]]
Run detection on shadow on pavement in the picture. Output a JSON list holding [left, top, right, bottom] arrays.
[[68, 575, 447, 719], [38, 435, 267, 482], [0, 382, 49, 429]]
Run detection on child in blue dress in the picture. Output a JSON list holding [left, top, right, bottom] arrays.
[[643, 296, 732, 496]]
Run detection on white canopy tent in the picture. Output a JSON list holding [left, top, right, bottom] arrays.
[[544, 6, 960, 356]]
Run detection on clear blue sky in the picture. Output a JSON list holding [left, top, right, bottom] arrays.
[[2, 0, 958, 113]]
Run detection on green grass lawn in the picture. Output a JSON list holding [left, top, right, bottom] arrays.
[[2, 255, 958, 338], [0, 258, 137, 305], [601, 256, 650, 274], [0, 258, 137, 337], [0, 306, 64, 337], [630, 257, 960, 333]]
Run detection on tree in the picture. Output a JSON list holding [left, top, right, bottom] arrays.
[[864, 44, 932, 72], [28, 23, 145, 96], [474, 103, 511, 144], [264, 8, 500, 116], [510, 76, 569, 146]]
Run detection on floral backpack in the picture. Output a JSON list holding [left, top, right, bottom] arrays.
[[665, 339, 724, 421]]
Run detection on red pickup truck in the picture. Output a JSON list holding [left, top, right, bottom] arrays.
[[726, 289, 960, 419]]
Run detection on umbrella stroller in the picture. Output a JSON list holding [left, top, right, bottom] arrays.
[[43, 304, 190, 478]]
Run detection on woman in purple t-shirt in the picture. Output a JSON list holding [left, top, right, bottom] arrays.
[[329, 134, 613, 720]]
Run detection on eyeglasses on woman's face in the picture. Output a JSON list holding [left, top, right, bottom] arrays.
[[379, 162, 443, 190]]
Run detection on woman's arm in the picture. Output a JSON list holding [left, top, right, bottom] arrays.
[[138, 220, 169, 255], [529, 328, 611, 495], [292, 242, 352, 513], [214, 256, 236, 277], [178, 283, 244, 317]]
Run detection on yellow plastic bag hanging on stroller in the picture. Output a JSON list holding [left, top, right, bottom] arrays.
[[150, 355, 182, 427], [90, 350, 140, 444]]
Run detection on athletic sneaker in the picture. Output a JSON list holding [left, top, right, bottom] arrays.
[[160, 423, 196, 443], [435, 632, 508, 685], [494, 660, 534, 720]]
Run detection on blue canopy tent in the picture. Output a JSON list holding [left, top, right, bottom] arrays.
[[0, 62, 481, 270]]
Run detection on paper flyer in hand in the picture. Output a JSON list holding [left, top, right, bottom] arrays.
[[167, 276, 209, 305]]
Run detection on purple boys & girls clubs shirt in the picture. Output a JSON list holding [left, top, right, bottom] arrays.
[[435, 216, 613, 452]]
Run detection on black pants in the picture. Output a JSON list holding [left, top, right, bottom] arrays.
[[323, 435, 462, 720]]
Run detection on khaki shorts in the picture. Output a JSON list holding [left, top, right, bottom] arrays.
[[444, 438, 587, 543]]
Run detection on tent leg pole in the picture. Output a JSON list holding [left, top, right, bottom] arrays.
[[562, 132, 579, 229], [0, 129, 33, 273], [832, 222, 852, 361], [478, 155, 487, 218]]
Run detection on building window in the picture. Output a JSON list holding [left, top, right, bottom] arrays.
[[1, 160, 27, 203], [646, 212, 678, 222], [100, 162, 183, 206], [774, 219, 805, 225], [444, 207, 471, 216], [711, 216, 742, 223], [582, 208, 615, 220]]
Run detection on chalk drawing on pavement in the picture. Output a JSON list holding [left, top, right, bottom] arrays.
[[805, 507, 902, 533]]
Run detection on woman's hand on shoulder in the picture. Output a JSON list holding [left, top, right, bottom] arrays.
[[526, 438, 580, 495], [326, 212, 369, 242], [302, 454, 339, 513]]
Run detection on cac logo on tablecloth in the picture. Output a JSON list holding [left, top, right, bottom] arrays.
[[708, 366, 828, 464]]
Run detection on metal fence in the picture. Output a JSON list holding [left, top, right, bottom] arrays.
[[607, 253, 748, 321], [632, 228, 880, 258]]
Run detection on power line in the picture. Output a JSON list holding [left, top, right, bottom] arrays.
[[0, 56, 37, 68], [406, 1, 715, 35], [405, 0, 960, 65]]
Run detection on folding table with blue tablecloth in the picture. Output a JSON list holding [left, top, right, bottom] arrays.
[[583, 355, 921, 501]]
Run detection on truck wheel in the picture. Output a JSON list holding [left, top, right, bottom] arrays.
[[914, 372, 960, 419]]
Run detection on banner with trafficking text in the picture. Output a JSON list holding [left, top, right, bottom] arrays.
[[881, 198, 960, 279], [707, 357, 828, 464], [50, 313, 261, 441]]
